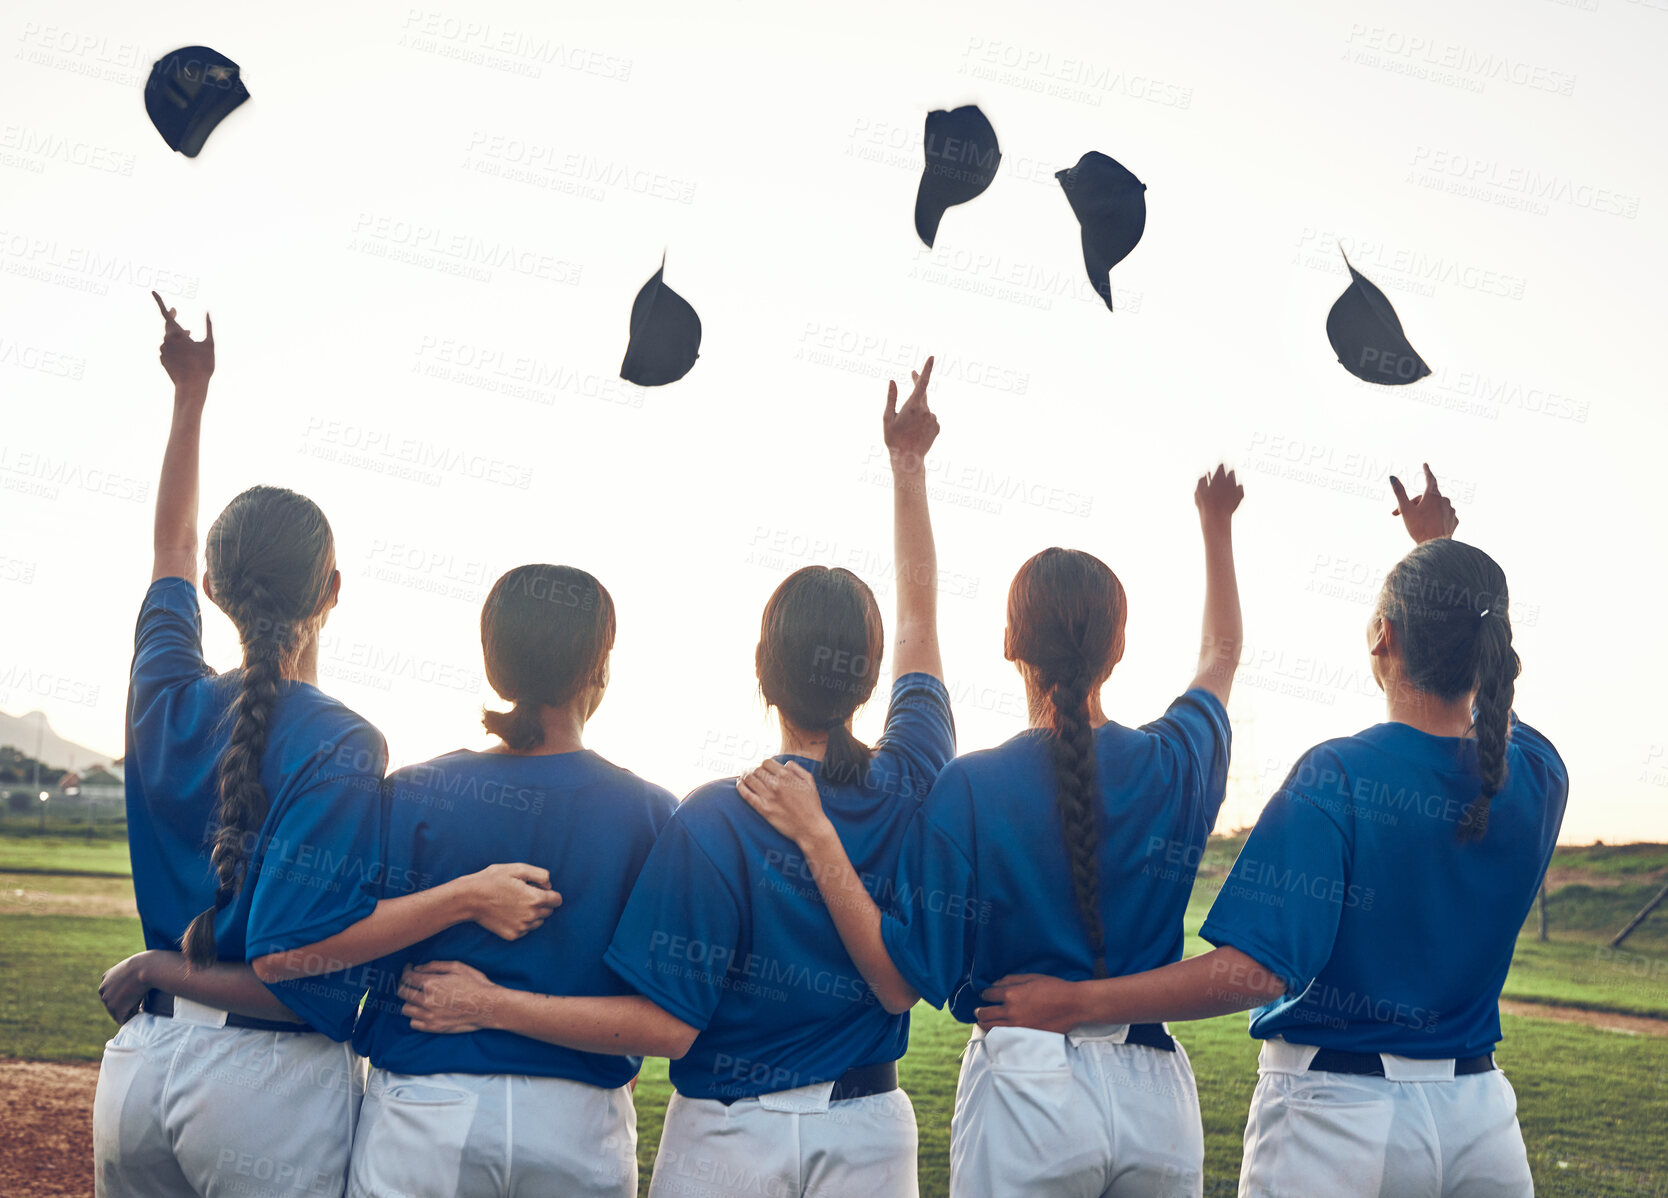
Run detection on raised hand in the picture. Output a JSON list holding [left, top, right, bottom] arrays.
[[1389, 463, 1459, 544], [152, 291, 214, 392], [1194, 464, 1244, 529], [736, 759, 833, 846], [883, 356, 940, 465], [399, 961, 498, 1034], [466, 863, 562, 940]]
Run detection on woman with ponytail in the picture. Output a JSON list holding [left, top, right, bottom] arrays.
[[92, 295, 560, 1198], [346, 564, 682, 1198], [404, 357, 953, 1197], [737, 464, 1246, 1197], [979, 466, 1567, 1198]]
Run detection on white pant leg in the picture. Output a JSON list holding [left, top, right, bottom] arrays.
[[95, 1012, 359, 1198], [649, 1085, 918, 1198], [800, 1089, 918, 1198], [949, 1026, 1203, 1198], [507, 1073, 638, 1198], [350, 1068, 638, 1198], [169, 1024, 361, 1198], [1239, 1069, 1401, 1198], [1239, 1044, 1531, 1198], [93, 1014, 196, 1198], [1430, 1072, 1533, 1198], [1098, 1037, 1205, 1198]]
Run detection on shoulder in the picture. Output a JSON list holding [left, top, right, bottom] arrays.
[[672, 778, 746, 827], [275, 687, 388, 780], [1507, 717, 1567, 782], [583, 754, 681, 822], [142, 576, 201, 613]]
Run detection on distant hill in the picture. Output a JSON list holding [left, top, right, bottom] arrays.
[[0, 710, 118, 774]]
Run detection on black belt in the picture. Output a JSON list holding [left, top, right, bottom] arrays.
[[1309, 1048, 1495, 1077], [715, 1060, 898, 1107], [1124, 1023, 1177, 1053], [142, 989, 310, 1033]]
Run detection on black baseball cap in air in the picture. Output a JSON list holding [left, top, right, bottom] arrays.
[[1055, 152, 1146, 312], [145, 46, 250, 158], [620, 257, 702, 386], [1326, 250, 1431, 385], [914, 105, 1001, 248]]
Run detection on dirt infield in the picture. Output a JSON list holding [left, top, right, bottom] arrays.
[[0, 1060, 98, 1198]]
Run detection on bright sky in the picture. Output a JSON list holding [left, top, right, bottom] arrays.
[[3, 0, 1664, 843]]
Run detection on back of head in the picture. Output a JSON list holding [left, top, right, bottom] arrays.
[[756, 566, 884, 787], [1005, 548, 1127, 977], [480, 565, 617, 752], [1376, 539, 1519, 841], [182, 485, 337, 967]]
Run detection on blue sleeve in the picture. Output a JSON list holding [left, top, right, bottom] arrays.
[[603, 816, 741, 1030], [1505, 715, 1569, 874], [1198, 750, 1350, 990], [131, 579, 209, 700], [871, 672, 957, 800], [244, 725, 388, 956], [1141, 688, 1232, 827], [880, 786, 977, 1010]]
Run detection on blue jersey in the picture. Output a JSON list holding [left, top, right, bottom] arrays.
[[605, 673, 955, 1101], [881, 689, 1231, 1022], [353, 749, 677, 1088], [1199, 717, 1568, 1058], [125, 578, 387, 1039]]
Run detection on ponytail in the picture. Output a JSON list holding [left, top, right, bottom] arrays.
[[188, 485, 337, 968], [1004, 548, 1126, 981], [1461, 611, 1516, 841], [182, 612, 293, 968], [1375, 539, 1520, 844], [479, 565, 616, 754], [821, 719, 874, 788], [755, 566, 885, 786], [1046, 667, 1107, 978], [481, 701, 547, 753]]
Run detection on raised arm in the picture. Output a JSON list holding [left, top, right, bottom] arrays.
[[252, 864, 562, 983], [884, 357, 943, 681], [1188, 465, 1245, 703], [100, 950, 298, 1025], [150, 292, 214, 586], [398, 962, 698, 1059], [737, 760, 919, 1013], [972, 945, 1288, 1033]]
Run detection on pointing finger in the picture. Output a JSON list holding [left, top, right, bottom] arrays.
[[1422, 462, 1441, 497]]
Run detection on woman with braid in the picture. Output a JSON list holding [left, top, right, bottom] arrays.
[[403, 356, 953, 1198], [978, 467, 1565, 1198], [736, 464, 1246, 1197], [92, 294, 559, 1198]]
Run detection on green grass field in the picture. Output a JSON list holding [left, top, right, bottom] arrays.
[[3, 834, 1665, 1197]]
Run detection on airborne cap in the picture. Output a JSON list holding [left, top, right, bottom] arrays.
[[144, 46, 250, 157]]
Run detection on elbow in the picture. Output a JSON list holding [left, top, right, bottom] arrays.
[[659, 1023, 699, 1061], [251, 954, 289, 985], [880, 988, 919, 1015]]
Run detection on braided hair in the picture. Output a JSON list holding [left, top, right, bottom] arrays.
[[756, 566, 885, 787], [180, 486, 337, 968], [480, 565, 616, 752], [1005, 548, 1127, 978], [1376, 539, 1518, 841]]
